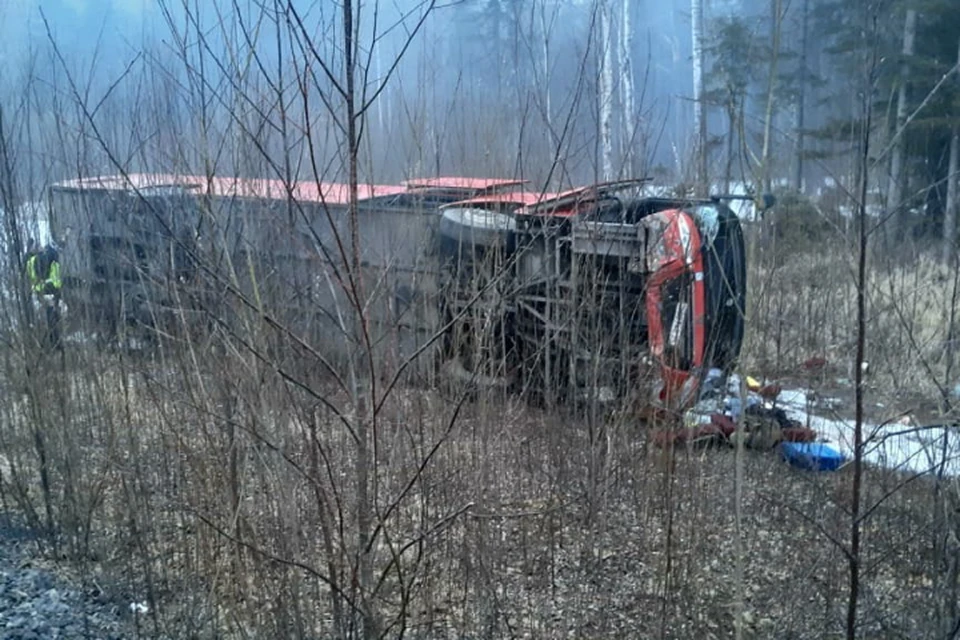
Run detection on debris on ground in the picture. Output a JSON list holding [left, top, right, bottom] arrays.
[[781, 442, 846, 471], [650, 366, 960, 477], [801, 356, 829, 373], [776, 388, 960, 477]]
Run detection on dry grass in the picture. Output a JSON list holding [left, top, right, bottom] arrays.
[[745, 242, 959, 421], [0, 233, 957, 639], [0, 334, 954, 638]]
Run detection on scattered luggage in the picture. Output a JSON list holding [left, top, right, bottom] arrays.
[[653, 369, 849, 472]]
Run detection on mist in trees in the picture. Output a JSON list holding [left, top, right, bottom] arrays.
[[1, 1, 960, 638], [4, 0, 956, 249]]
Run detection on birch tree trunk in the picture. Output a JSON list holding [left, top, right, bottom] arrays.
[[691, 0, 707, 191], [888, 7, 917, 241], [540, 2, 553, 132], [760, 0, 783, 193], [946, 127, 959, 263], [794, 0, 810, 191], [944, 37, 960, 265], [619, 0, 636, 175], [599, 0, 615, 181]]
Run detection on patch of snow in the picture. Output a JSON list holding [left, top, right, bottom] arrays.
[[0, 202, 51, 250], [129, 601, 149, 615], [777, 388, 960, 477], [837, 202, 886, 220]]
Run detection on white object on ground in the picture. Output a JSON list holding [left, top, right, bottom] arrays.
[[129, 601, 149, 615], [777, 388, 960, 477]]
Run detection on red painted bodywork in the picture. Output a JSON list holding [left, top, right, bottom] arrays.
[[63, 174, 535, 207], [644, 209, 707, 407], [59, 173, 408, 205]]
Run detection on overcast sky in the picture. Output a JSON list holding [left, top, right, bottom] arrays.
[[1, 0, 156, 73]]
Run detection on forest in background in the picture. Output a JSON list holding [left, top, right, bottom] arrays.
[[0, 1, 958, 638], [2, 0, 959, 242]]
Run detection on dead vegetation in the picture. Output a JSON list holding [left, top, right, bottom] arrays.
[[0, 1, 957, 638], [0, 346, 953, 639], [746, 231, 960, 421]]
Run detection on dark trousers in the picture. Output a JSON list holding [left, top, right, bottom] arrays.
[[42, 299, 62, 351]]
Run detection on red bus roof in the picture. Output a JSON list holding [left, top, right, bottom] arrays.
[[443, 191, 559, 208], [54, 174, 650, 212], [55, 173, 407, 205], [402, 177, 528, 191], [517, 179, 653, 216]]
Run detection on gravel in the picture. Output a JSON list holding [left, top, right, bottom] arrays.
[[0, 516, 132, 640]]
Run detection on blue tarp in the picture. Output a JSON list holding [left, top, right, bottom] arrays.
[[781, 442, 846, 472]]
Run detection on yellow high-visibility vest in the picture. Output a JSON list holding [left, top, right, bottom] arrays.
[[26, 254, 62, 294]]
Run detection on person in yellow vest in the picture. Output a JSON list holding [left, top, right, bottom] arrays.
[[25, 241, 63, 351]]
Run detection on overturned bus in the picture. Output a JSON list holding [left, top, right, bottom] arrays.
[[46, 173, 754, 409]]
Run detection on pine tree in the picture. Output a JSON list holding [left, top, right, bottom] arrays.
[[704, 16, 761, 191]]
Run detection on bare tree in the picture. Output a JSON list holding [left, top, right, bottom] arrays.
[[7, 2, 960, 639], [759, 0, 785, 193], [691, 0, 706, 191], [944, 37, 960, 265], [619, 0, 636, 175], [849, 6, 882, 637], [888, 6, 917, 242], [598, 0, 615, 181], [794, 0, 810, 192]]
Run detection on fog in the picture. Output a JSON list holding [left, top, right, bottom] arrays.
[[0, 0, 948, 205]]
